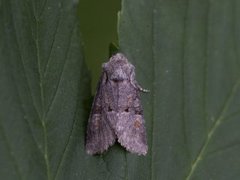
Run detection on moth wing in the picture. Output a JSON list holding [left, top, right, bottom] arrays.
[[86, 73, 116, 155], [115, 113, 148, 155]]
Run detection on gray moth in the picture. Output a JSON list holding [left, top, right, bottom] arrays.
[[86, 53, 148, 155]]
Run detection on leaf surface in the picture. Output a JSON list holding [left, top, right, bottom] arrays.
[[0, 0, 94, 179], [118, 0, 240, 179], [1, 0, 240, 180]]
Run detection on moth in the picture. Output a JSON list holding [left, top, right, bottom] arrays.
[[86, 53, 148, 155]]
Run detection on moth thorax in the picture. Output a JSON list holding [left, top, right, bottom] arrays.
[[111, 68, 128, 81]]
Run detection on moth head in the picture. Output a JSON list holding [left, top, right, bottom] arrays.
[[103, 53, 134, 82]]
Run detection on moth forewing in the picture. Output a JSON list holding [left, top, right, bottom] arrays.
[[86, 53, 148, 155]]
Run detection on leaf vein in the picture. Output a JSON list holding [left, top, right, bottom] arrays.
[[31, 0, 51, 178], [207, 141, 240, 157], [10, 8, 42, 120], [39, 0, 48, 19], [44, 19, 75, 121], [181, 0, 190, 162], [53, 22, 79, 180], [11, 69, 43, 152], [185, 77, 240, 180], [9, 1, 45, 153], [150, 3, 156, 180], [43, 7, 62, 76]]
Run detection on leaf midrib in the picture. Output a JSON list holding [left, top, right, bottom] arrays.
[[32, 1, 51, 178]]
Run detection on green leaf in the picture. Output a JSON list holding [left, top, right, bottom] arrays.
[[2, 0, 240, 179], [118, 0, 240, 179], [0, 0, 93, 179]]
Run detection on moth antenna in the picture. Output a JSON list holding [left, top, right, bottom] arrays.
[[137, 84, 150, 93]]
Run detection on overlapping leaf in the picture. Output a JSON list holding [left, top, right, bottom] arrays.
[[0, 0, 92, 179], [118, 0, 240, 179]]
